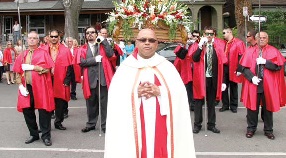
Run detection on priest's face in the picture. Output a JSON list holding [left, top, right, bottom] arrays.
[[49, 31, 60, 45], [257, 32, 268, 47], [85, 28, 97, 42], [136, 29, 158, 59], [27, 31, 39, 48]]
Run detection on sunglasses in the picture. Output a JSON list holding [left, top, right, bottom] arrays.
[[136, 38, 157, 43], [246, 35, 251, 38], [205, 33, 214, 36], [86, 31, 96, 34], [50, 35, 59, 38], [223, 32, 227, 34], [192, 35, 199, 38]]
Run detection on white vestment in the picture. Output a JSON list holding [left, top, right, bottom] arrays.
[[104, 53, 196, 158]]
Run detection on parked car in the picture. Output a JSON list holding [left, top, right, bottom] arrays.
[[280, 49, 286, 58], [156, 43, 179, 63]]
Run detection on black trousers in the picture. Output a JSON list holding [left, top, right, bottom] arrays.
[[222, 68, 238, 110], [0, 66, 3, 81], [247, 93, 273, 134], [85, 84, 108, 130], [54, 98, 68, 126], [194, 77, 217, 128], [185, 81, 195, 111], [23, 84, 52, 140], [70, 70, 77, 98]]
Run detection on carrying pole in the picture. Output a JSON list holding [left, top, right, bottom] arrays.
[[97, 44, 102, 137]]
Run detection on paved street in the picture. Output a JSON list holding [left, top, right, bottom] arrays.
[[0, 81, 286, 158]]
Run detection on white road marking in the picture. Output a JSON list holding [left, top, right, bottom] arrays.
[[0, 148, 286, 156]]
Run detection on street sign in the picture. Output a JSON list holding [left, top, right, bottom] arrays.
[[249, 15, 267, 22], [243, 7, 248, 17]]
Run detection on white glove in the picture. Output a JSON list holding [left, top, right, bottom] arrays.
[[221, 83, 227, 91], [22, 64, 34, 71], [235, 71, 242, 76], [251, 76, 261, 85], [19, 84, 29, 96], [256, 57, 266, 65], [95, 55, 102, 62], [198, 37, 208, 48], [96, 36, 105, 43]]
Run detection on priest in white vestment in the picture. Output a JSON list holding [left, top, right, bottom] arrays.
[[104, 29, 196, 158]]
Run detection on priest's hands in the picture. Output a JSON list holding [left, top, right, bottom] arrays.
[[138, 81, 160, 99], [22, 64, 34, 71], [251, 76, 261, 85], [19, 84, 29, 96], [198, 37, 208, 49]]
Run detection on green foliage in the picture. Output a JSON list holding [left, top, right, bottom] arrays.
[[253, 9, 286, 48]]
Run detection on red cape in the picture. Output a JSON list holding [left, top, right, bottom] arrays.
[[190, 39, 227, 100], [13, 48, 55, 112], [41, 44, 73, 101], [173, 45, 193, 84], [72, 47, 82, 83], [227, 38, 245, 83], [79, 44, 115, 99], [3, 48, 16, 64], [240, 44, 286, 112]]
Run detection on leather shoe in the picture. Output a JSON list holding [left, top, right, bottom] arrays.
[[264, 133, 275, 140], [25, 136, 39, 144], [219, 107, 229, 112], [231, 109, 237, 113], [55, 124, 67, 130], [71, 96, 77, 100], [81, 126, 95, 133], [43, 138, 52, 146], [193, 126, 201, 134], [207, 127, 220, 133], [246, 131, 255, 138]]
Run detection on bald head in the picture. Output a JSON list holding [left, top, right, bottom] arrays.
[[256, 31, 268, 47], [135, 29, 158, 59]]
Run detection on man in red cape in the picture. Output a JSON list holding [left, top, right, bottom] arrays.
[[240, 31, 286, 140], [78, 26, 114, 133], [191, 26, 227, 134], [220, 28, 246, 113], [173, 30, 201, 112], [41, 29, 73, 131], [14, 31, 55, 146]]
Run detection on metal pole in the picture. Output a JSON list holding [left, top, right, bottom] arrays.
[[244, 16, 247, 46], [97, 44, 102, 137], [17, 0, 22, 41]]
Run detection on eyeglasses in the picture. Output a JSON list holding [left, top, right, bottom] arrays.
[[50, 35, 59, 38], [205, 33, 214, 36], [136, 38, 157, 43], [246, 35, 251, 38], [86, 31, 96, 34], [7, 44, 12, 45]]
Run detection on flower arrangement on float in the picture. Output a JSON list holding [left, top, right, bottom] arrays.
[[106, 0, 192, 44]]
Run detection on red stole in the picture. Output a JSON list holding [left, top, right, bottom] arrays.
[[140, 75, 168, 158]]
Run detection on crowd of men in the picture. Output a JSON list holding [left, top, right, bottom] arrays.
[[0, 25, 285, 157]]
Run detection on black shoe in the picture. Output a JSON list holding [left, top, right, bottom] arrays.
[[246, 131, 255, 138], [38, 130, 42, 133], [230, 109, 237, 113], [193, 126, 201, 134], [43, 138, 52, 146], [51, 114, 55, 119], [81, 126, 95, 133], [190, 106, 194, 111], [219, 107, 229, 112], [207, 127, 220, 133], [25, 136, 39, 144], [64, 113, 68, 119], [71, 96, 77, 100], [102, 129, 106, 133], [55, 124, 67, 130], [264, 133, 275, 140]]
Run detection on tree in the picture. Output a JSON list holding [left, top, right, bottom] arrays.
[[61, 0, 84, 41], [234, 0, 253, 40]]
